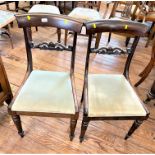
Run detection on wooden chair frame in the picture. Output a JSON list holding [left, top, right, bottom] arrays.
[[0, 56, 13, 106], [8, 13, 83, 141], [80, 19, 150, 142]]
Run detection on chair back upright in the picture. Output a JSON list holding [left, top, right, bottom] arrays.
[[84, 19, 149, 80], [15, 13, 83, 77]]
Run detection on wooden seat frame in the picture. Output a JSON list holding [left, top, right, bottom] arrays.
[[8, 13, 83, 141], [80, 19, 150, 142]]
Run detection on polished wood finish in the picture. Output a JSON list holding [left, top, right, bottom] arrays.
[[1, 2, 155, 153], [8, 14, 83, 140], [79, 20, 150, 142], [0, 56, 13, 106]]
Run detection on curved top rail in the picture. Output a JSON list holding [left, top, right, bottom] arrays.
[[84, 19, 149, 36], [15, 13, 83, 33]]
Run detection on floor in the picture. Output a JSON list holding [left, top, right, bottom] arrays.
[[0, 2, 155, 153]]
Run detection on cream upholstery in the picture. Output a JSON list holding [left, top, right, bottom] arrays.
[[12, 70, 75, 114], [29, 4, 60, 14], [88, 74, 147, 117], [68, 7, 102, 21], [0, 10, 15, 28]]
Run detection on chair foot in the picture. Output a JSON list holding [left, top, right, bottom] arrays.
[[124, 120, 143, 140], [70, 118, 77, 141], [11, 115, 24, 138], [69, 134, 74, 141], [18, 130, 25, 138], [79, 116, 89, 142], [79, 136, 84, 143]]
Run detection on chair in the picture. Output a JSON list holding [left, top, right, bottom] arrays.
[[28, 4, 61, 43], [8, 13, 83, 140], [64, 1, 102, 48], [0, 56, 13, 106], [134, 1, 155, 47], [79, 19, 150, 142]]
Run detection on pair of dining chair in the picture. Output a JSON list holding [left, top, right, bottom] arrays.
[[8, 13, 149, 142]]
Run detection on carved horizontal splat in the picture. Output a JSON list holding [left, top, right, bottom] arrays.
[[31, 42, 73, 51], [90, 47, 131, 55]]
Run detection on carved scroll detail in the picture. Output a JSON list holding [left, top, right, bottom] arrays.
[[31, 42, 73, 51], [90, 47, 131, 55]]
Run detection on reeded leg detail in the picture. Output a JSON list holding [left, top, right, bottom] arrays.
[[11, 115, 24, 138], [79, 117, 89, 143], [125, 120, 143, 140], [70, 118, 77, 141]]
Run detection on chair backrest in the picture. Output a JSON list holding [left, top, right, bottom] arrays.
[[15, 13, 83, 76], [76, 1, 101, 11], [84, 19, 149, 80]]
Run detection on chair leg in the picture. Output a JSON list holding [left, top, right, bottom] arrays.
[[64, 30, 68, 46], [125, 37, 130, 47], [35, 27, 38, 31], [95, 33, 102, 49], [79, 116, 89, 143], [11, 115, 24, 138], [70, 117, 78, 141], [125, 120, 143, 140], [107, 32, 112, 44], [57, 28, 61, 43], [4, 25, 13, 49]]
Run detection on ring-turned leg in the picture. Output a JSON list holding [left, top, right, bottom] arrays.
[[125, 120, 143, 140], [70, 117, 78, 141], [79, 116, 89, 142], [11, 115, 24, 137]]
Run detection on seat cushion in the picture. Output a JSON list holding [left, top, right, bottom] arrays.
[[29, 4, 60, 14], [88, 74, 147, 117], [0, 10, 15, 28], [12, 70, 75, 114], [68, 7, 102, 21]]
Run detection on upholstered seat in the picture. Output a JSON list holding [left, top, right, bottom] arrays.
[[68, 7, 102, 21], [29, 4, 60, 14], [0, 10, 15, 28], [12, 70, 75, 114], [88, 74, 147, 117]]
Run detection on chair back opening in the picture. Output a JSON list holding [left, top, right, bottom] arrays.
[[16, 13, 83, 76], [84, 19, 149, 80]]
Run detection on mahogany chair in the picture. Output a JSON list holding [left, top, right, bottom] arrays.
[[64, 1, 102, 48], [28, 4, 61, 43], [0, 56, 13, 106], [8, 13, 83, 140], [80, 19, 150, 142]]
